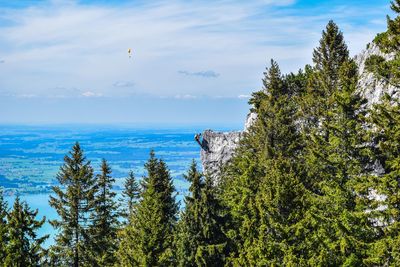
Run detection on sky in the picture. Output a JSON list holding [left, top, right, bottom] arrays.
[[0, 0, 393, 126]]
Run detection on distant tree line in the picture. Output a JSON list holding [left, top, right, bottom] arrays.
[[1, 0, 400, 266]]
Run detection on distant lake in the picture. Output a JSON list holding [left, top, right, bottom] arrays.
[[0, 124, 239, 247]]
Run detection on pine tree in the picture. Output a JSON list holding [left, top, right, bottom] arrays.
[[89, 159, 119, 266], [4, 196, 48, 266], [176, 160, 204, 267], [300, 23, 373, 265], [301, 21, 350, 133], [195, 175, 227, 266], [0, 189, 8, 265], [116, 150, 178, 266], [221, 59, 307, 265], [48, 142, 97, 267], [364, 93, 400, 265], [313, 20, 349, 87], [176, 160, 227, 267], [120, 171, 140, 221], [366, 0, 400, 87], [362, 3, 400, 264]]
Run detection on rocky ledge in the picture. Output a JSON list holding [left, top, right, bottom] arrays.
[[200, 44, 395, 181]]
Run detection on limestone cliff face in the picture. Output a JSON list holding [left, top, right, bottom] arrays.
[[354, 44, 396, 105], [199, 111, 257, 180], [200, 130, 242, 182], [200, 44, 395, 181]]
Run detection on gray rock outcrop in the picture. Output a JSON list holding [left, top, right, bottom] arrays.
[[200, 44, 396, 181], [200, 130, 242, 182], [355, 43, 396, 105]]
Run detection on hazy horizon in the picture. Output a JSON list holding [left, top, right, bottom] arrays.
[[0, 0, 392, 124]]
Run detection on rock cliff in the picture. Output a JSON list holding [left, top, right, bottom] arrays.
[[355, 44, 397, 105], [200, 44, 395, 181], [199, 130, 242, 182]]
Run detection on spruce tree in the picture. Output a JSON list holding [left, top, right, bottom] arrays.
[[0, 189, 8, 265], [195, 175, 227, 266], [120, 171, 140, 221], [176, 160, 227, 267], [222, 59, 307, 265], [116, 150, 178, 266], [4, 196, 48, 266], [364, 93, 400, 266], [313, 20, 349, 86], [176, 160, 204, 267], [301, 20, 350, 133], [300, 23, 373, 265], [366, 0, 400, 87], [49, 142, 97, 267], [89, 159, 119, 266], [363, 3, 400, 264]]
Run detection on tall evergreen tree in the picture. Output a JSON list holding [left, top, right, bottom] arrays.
[[194, 175, 227, 266], [301, 20, 350, 133], [120, 171, 140, 221], [49, 142, 97, 267], [4, 196, 48, 266], [221, 59, 307, 265], [300, 23, 373, 265], [116, 150, 178, 266], [0, 189, 8, 265], [366, 91, 400, 266], [176, 160, 227, 267], [313, 20, 349, 86], [176, 160, 204, 267], [366, 0, 400, 87], [364, 94, 400, 266], [89, 159, 119, 266], [363, 3, 400, 264]]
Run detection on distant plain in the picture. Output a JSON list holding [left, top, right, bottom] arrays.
[[0, 124, 240, 246]]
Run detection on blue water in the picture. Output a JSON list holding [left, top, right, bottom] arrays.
[[0, 124, 239, 247]]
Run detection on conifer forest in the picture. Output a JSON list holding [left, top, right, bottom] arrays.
[[1, 0, 400, 266]]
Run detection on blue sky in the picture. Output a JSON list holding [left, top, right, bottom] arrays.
[[0, 0, 392, 125]]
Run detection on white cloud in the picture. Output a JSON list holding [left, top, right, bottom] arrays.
[[17, 93, 37, 98], [174, 94, 197, 99], [178, 70, 219, 78], [81, 91, 103, 97], [0, 0, 389, 101], [113, 81, 134, 87], [238, 94, 251, 99]]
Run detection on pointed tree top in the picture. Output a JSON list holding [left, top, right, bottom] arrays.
[[391, 0, 400, 13]]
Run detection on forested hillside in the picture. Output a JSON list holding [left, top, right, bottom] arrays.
[[1, 0, 400, 266]]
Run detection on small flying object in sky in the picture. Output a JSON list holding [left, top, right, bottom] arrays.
[[128, 48, 132, 58]]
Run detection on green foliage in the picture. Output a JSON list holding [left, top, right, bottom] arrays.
[[4, 196, 48, 267], [120, 171, 140, 221], [366, 0, 400, 87], [363, 3, 400, 264], [0, 189, 8, 265], [301, 21, 350, 132], [312, 20, 349, 88], [299, 22, 376, 265], [176, 160, 227, 267], [48, 142, 97, 266], [7, 4, 400, 265], [194, 175, 227, 266], [363, 93, 400, 266], [222, 59, 308, 265], [89, 159, 119, 266], [116, 150, 178, 266], [220, 20, 378, 266], [176, 160, 204, 267]]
